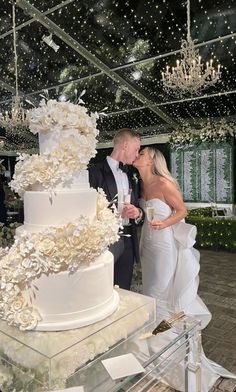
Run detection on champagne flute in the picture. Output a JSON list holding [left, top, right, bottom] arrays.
[[122, 189, 132, 226], [146, 206, 155, 239]]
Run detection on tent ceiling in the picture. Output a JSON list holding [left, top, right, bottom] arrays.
[[0, 0, 235, 146]]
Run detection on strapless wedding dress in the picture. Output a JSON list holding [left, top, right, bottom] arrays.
[[139, 198, 236, 391]]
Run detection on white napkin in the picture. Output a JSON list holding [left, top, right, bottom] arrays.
[[102, 353, 145, 380]]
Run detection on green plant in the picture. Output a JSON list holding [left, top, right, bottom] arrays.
[[0, 223, 21, 248], [188, 207, 213, 217], [186, 214, 236, 251]]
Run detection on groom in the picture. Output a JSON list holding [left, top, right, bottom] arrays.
[[89, 128, 144, 290]]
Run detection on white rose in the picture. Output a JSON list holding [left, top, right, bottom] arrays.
[[15, 307, 41, 330], [10, 295, 26, 312]]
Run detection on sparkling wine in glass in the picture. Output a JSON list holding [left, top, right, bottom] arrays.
[[122, 189, 132, 226], [147, 207, 155, 222], [146, 206, 155, 239]]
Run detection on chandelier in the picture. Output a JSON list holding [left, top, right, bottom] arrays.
[[0, 2, 28, 131], [161, 0, 221, 95]]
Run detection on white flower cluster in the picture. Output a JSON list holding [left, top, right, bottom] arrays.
[[198, 119, 236, 142], [28, 98, 99, 136], [169, 119, 236, 146], [132, 173, 139, 184], [0, 190, 120, 330], [11, 138, 90, 196], [169, 128, 194, 146], [10, 99, 99, 195]]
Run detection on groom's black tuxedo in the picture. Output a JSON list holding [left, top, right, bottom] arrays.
[[89, 159, 143, 290]]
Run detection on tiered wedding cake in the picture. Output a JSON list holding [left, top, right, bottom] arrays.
[[0, 99, 120, 331]]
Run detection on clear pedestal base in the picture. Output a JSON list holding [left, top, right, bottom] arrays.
[[0, 289, 155, 391]]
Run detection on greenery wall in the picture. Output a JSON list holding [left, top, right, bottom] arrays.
[[186, 208, 236, 251]]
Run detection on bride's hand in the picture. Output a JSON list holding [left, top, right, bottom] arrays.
[[150, 220, 166, 230]]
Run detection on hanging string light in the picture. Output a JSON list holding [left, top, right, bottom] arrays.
[[0, 2, 28, 131], [161, 0, 221, 96]]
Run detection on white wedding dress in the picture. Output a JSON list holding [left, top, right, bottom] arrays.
[[139, 198, 236, 392]]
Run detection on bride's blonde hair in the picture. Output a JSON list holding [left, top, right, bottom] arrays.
[[147, 147, 179, 189]]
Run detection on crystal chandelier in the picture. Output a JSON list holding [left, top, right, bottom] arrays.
[[161, 0, 221, 95], [0, 2, 28, 130]]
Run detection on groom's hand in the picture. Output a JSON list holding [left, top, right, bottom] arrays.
[[122, 204, 140, 219]]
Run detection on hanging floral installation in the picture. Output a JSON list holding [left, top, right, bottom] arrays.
[[169, 118, 236, 146]]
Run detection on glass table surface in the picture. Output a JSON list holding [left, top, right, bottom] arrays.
[[0, 289, 201, 391], [66, 304, 201, 392]]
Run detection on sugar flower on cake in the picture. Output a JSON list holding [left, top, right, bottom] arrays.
[[10, 99, 99, 195], [10, 139, 90, 196], [0, 190, 120, 330], [28, 98, 99, 135]]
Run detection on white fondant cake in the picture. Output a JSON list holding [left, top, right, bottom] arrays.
[[18, 181, 97, 233], [0, 99, 120, 331], [16, 176, 119, 331], [29, 251, 119, 331]]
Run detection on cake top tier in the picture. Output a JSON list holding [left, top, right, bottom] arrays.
[[29, 98, 99, 155], [10, 99, 100, 195]]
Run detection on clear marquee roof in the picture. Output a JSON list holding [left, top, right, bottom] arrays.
[[0, 0, 235, 149]]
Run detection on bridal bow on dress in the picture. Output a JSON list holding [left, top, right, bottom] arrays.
[[171, 221, 211, 329], [151, 220, 236, 391]]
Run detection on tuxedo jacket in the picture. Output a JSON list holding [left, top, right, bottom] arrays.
[[88, 159, 143, 263]]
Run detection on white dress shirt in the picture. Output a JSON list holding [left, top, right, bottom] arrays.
[[106, 156, 129, 195], [106, 156, 130, 218], [106, 157, 142, 224]]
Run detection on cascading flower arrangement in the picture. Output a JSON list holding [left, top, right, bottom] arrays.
[[0, 189, 120, 330], [0, 97, 121, 330], [169, 118, 236, 146], [169, 125, 194, 146]]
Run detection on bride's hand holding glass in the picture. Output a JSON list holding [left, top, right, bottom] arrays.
[[146, 206, 155, 239], [146, 206, 155, 223], [149, 219, 165, 230]]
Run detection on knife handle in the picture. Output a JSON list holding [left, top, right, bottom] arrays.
[[168, 311, 185, 324]]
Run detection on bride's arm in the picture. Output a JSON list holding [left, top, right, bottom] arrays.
[[151, 180, 187, 230]]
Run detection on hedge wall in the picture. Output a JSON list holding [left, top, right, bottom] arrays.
[[186, 209, 236, 251]]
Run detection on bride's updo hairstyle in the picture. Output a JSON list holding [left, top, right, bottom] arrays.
[[147, 147, 179, 189]]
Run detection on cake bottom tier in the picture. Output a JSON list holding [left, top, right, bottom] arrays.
[[28, 250, 119, 331]]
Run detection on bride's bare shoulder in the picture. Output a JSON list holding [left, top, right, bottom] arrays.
[[157, 176, 171, 186], [158, 177, 176, 191]]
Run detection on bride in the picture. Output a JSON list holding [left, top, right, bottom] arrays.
[[133, 146, 235, 391]]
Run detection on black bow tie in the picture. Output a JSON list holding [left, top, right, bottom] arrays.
[[119, 161, 128, 173]]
